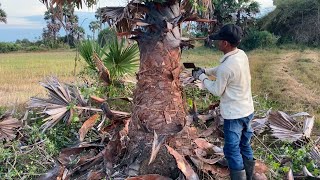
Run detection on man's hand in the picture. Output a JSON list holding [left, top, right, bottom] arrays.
[[192, 68, 205, 80]]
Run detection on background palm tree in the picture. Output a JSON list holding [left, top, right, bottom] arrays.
[[41, 0, 216, 177], [0, 3, 7, 23], [89, 20, 101, 40]]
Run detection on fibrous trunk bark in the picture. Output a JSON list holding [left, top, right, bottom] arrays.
[[127, 38, 186, 176]]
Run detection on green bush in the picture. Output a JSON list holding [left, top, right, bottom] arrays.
[[25, 45, 44, 52], [0, 42, 22, 53], [240, 30, 279, 51]]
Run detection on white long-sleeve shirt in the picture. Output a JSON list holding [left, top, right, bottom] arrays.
[[199, 48, 254, 119]]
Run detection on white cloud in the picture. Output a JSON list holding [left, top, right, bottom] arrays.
[[1, 0, 47, 17], [0, 17, 44, 29], [0, 0, 126, 29]]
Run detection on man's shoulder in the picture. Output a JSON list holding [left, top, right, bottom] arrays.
[[237, 49, 248, 57]]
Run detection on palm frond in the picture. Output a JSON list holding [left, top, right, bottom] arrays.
[[268, 111, 303, 142], [0, 114, 21, 142], [98, 3, 147, 34], [78, 39, 107, 71], [92, 53, 111, 85], [268, 111, 315, 142], [103, 38, 139, 78], [28, 77, 89, 132], [310, 146, 320, 167]]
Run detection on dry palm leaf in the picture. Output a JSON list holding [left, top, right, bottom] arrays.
[[287, 168, 294, 180], [45, 119, 129, 180], [268, 111, 303, 142], [92, 53, 111, 85], [303, 165, 320, 178], [251, 117, 268, 135], [165, 145, 199, 180], [79, 113, 100, 142], [189, 156, 229, 177], [126, 174, 171, 180], [29, 77, 99, 132], [98, 3, 147, 35], [149, 130, 167, 164], [309, 145, 320, 167], [268, 111, 315, 142], [38, 163, 65, 180], [0, 114, 21, 141], [302, 115, 314, 138]]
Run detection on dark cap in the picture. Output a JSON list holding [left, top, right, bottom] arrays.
[[209, 24, 243, 44]]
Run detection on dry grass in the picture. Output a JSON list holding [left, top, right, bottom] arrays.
[[0, 51, 84, 107], [181, 45, 222, 67], [249, 49, 320, 128]]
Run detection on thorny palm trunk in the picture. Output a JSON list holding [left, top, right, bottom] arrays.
[[126, 1, 186, 176]]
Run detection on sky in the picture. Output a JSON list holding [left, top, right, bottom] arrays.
[[0, 0, 275, 42]]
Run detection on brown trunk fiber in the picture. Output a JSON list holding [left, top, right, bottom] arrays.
[[127, 39, 186, 177]]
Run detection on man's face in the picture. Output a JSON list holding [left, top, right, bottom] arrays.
[[214, 40, 228, 51]]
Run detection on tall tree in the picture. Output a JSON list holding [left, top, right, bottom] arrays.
[[62, 3, 79, 46], [41, 0, 215, 178], [213, 0, 260, 30], [89, 20, 101, 40], [0, 3, 7, 23], [43, 8, 61, 45]]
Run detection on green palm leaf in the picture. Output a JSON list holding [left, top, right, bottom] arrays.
[[103, 38, 139, 79], [78, 39, 107, 71]]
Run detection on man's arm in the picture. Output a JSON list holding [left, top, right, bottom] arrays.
[[199, 67, 230, 96], [205, 67, 218, 76]]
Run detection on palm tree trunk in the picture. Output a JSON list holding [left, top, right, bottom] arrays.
[[132, 41, 185, 135], [127, 36, 186, 176], [101, 1, 188, 177]]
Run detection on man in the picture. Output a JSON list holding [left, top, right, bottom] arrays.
[[192, 24, 255, 180]]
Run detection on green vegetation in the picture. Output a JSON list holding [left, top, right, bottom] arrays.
[[103, 38, 139, 79], [259, 0, 320, 46], [240, 29, 279, 51], [78, 38, 139, 80]]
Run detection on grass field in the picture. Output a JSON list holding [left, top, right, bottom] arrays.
[[0, 47, 319, 127], [0, 50, 84, 107], [249, 49, 320, 126]]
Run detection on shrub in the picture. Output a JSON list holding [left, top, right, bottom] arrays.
[[0, 42, 22, 53], [240, 30, 279, 51], [23, 45, 48, 52]]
